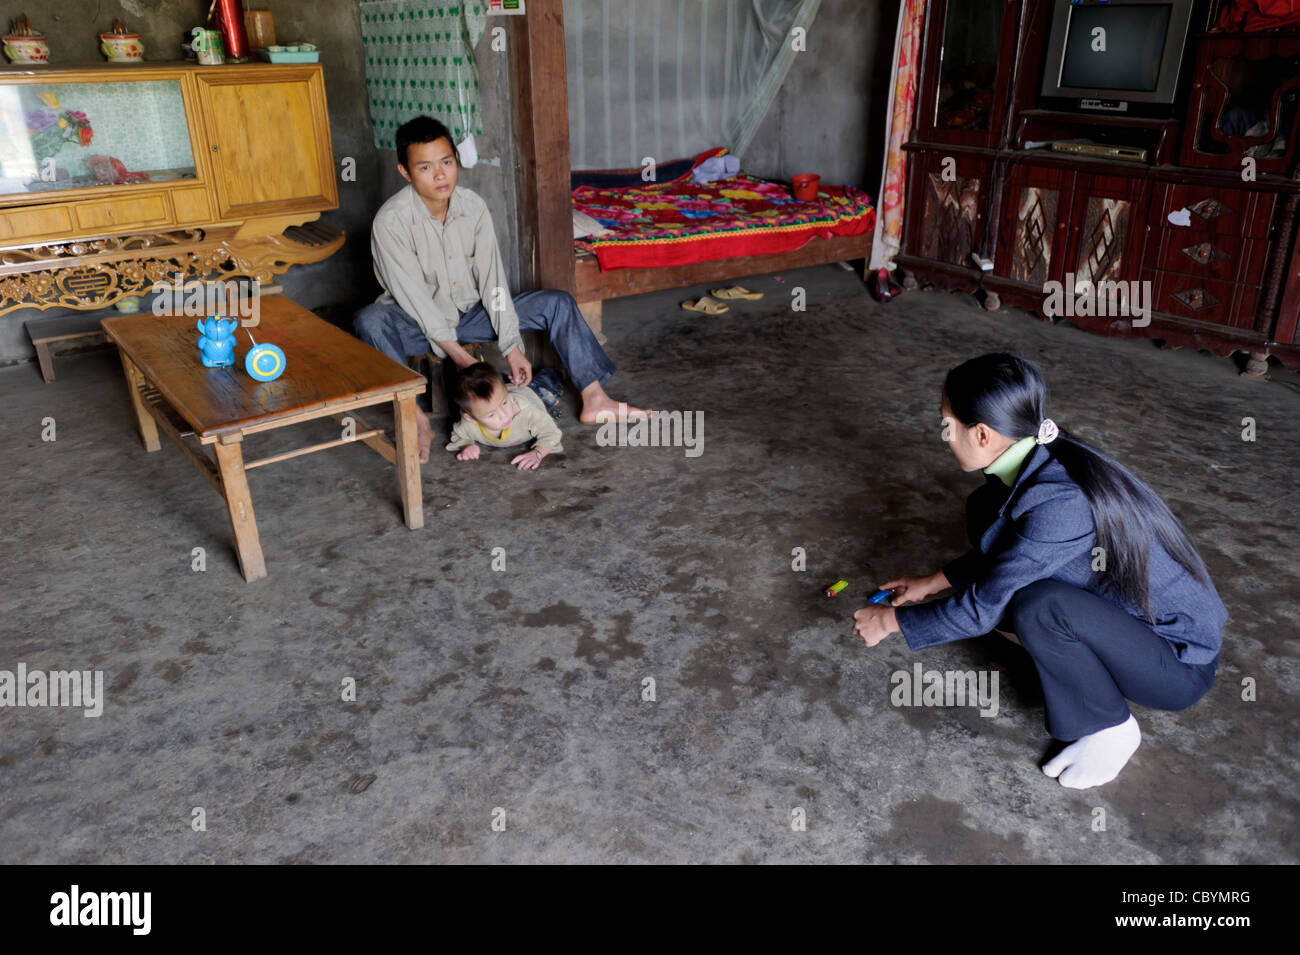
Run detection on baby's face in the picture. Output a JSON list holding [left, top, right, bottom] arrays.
[[467, 383, 517, 432]]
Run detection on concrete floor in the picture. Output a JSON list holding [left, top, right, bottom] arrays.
[[1, 265, 1297, 863]]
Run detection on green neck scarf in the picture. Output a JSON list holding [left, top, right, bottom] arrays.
[[984, 435, 1037, 487]]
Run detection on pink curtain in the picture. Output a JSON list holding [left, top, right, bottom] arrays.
[[869, 0, 926, 272]]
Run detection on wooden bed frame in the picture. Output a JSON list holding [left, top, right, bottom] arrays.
[[509, 1, 872, 340], [573, 234, 872, 337]]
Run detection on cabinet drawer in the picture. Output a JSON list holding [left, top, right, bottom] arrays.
[[1151, 232, 1269, 285], [169, 187, 212, 225], [1155, 185, 1274, 240], [74, 195, 170, 232], [0, 205, 74, 242], [1154, 271, 1260, 330]]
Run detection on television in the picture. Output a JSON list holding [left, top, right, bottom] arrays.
[[1040, 0, 1199, 112]]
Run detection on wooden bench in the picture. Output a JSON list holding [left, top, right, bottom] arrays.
[[25, 311, 112, 383]]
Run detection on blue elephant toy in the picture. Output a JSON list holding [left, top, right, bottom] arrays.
[[196, 316, 237, 367]]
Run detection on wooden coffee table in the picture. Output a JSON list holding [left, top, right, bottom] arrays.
[[102, 295, 427, 581]]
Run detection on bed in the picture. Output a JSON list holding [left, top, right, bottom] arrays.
[[568, 149, 876, 336]]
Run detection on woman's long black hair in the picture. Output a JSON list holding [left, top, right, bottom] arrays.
[[943, 353, 1211, 621]]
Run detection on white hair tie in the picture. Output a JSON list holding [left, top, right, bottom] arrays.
[[1036, 418, 1059, 445]]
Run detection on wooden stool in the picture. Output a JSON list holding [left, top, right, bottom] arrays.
[[25, 312, 111, 383]]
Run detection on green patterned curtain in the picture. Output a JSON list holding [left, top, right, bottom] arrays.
[[360, 1, 488, 152]]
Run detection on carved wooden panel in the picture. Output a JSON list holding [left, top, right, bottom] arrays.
[[1011, 186, 1058, 285], [1074, 197, 1131, 286], [920, 173, 982, 267]]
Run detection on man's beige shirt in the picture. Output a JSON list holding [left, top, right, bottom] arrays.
[[370, 184, 522, 359]]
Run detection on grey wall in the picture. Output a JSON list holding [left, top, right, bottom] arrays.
[[563, 0, 900, 192], [746, 0, 900, 193], [0, 0, 520, 363]]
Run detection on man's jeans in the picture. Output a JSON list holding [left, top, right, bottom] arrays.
[[353, 289, 614, 391]]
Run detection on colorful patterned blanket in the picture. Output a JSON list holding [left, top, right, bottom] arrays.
[[572, 160, 876, 271]]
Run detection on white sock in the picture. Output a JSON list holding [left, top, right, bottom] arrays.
[[1042, 715, 1141, 789]]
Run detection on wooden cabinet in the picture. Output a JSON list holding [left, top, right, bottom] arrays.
[[0, 62, 343, 314], [897, 0, 1300, 369], [194, 70, 337, 218]]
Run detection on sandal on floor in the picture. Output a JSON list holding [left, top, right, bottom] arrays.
[[680, 296, 729, 314], [711, 285, 764, 300]]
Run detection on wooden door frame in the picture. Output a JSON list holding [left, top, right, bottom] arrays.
[[508, 0, 575, 294]]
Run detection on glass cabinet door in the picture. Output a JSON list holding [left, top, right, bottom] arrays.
[[934, 0, 1006, 133], [1193, 56, 1300, 161], [0, 79, 196, 196]]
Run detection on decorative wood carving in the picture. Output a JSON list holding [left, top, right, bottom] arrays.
[[1171, 286, 1218, 310], [0, 223, 343, 314], [1188, 197, 1234, 222], [1180, 241, 1229, 266]]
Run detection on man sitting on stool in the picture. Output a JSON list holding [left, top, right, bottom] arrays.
[[355, 115, 648, 462]]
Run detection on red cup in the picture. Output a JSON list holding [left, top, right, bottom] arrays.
[[792, 174, 820, 201]]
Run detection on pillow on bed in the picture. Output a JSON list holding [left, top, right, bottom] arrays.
[[572, 211, 613, 238]]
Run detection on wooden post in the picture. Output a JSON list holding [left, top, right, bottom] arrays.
[[509, 0, 574, 295]]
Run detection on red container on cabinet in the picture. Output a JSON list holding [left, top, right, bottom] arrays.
[[211, 0, 250, 61]]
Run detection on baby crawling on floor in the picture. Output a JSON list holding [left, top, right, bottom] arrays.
[[445, 361, 563, 471]]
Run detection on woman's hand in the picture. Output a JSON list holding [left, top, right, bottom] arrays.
[[854, 605, 899, 647], [879, 571, 950, 606]]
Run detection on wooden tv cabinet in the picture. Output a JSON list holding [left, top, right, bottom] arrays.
[[896, 0, 1300, 372], [0, 61, 344, 314]]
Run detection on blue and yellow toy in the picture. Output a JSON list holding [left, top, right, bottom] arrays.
[[196, 316, 237, 367], [244, 340, 286, 381], [240, 326, 286, 382]]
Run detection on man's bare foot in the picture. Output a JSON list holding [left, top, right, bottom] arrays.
[[579, 382, 650, 424], [414, 410, 434, 464], [579, 396, 651, 423]]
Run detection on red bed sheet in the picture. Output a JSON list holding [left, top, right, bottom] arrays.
[[573, 169, 876, 271]]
